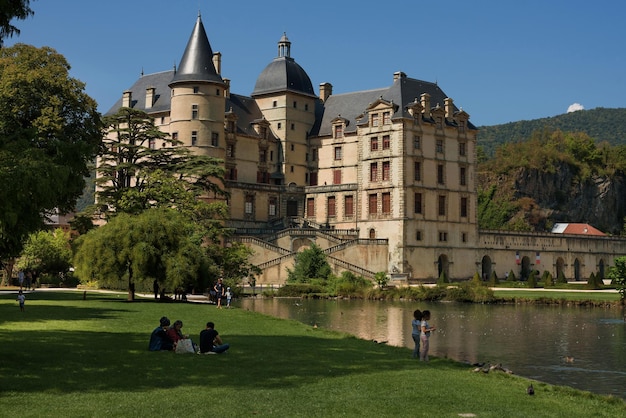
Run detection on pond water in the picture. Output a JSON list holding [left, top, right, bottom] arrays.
[[240, 298, 626, 399]]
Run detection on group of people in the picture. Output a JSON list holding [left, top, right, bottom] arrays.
[[149, 316, 230, 354], [212, 278, 232, 308], [411, 309, 436, 362]]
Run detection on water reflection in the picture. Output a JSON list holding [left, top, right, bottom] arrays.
[[240, 298, 626, 399]]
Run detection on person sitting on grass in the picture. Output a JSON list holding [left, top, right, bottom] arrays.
[[149, 316, 175, 351], [199, 321, 230, 354]]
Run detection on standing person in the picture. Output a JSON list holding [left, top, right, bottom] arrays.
[[420, 310, 436, 362], [148, 316, 174, 351], [153, 279, 159, 300], [411, 309, 422, 359], [16, 290, 25, 312], [214, 278, 225, 309], [199, 321, 230, 354], [226, 287, 232, 308], [18, 270, 24, 289]]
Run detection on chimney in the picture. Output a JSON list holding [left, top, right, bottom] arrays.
[[420, 93, 431, 118], [212, 52, 222, 75], [319, 82, 333, 103], [393, 71, 406, 82], [122, 90, 132, 108], [145, 87, 155, 109], [223, 78, 230, 98], [444, 97, 454, 119]]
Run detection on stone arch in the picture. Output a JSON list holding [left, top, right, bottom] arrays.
[[291, 237, 314, 252], [369, 228, 376, 239], [481, 255, 492, 281], [574, 258, 581, 281], [598, 259, 605, 279], [520, 256, 531, 280], [556, 257, 565, 279], [437, 254, 449, 280]]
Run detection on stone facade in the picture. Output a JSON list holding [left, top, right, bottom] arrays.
[[101, 15, 626, 285]]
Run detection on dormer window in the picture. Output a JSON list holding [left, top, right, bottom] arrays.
[[371, 113, 379, 127], [334, 125, 343, 139], [383, 111, 391, 125]]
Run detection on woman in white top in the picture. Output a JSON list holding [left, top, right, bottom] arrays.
[[420, 310, 436, 362]]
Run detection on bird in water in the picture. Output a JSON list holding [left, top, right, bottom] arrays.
[[527, 384, 535, 395]]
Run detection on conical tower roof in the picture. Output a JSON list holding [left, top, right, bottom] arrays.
[[170, 14, 223, 85]]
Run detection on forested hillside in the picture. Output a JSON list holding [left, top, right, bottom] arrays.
[[477, 107, 626, 157]]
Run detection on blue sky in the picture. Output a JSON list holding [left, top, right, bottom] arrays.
[[5, 0, 626, 126]]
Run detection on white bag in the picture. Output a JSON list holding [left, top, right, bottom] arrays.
[[175, 339, 195, 354]]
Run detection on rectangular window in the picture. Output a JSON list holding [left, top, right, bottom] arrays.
[[462, 232, 467, 242], [270, 150, 274, 161], [416, 230, 422, 241], [368, 194, 378, 214], [436, 116, 443, 129], [269, 197, 277, 217], [227, 120, 235, 132], [370, 136, 379, 151], [211, 132, 219, 147], [293, 101, 297, 108], [192, 104, 198, 119], [345, 195, 354, 217], [333, 169, 342, 185], [414, 161, 421, 182], [383, 111, 391, 125], [327, 196, 336, 217], [149, 138, 156, 149], [438, 195, 446, 216], [459, 121, 466, 133], [461, 197, 468, 218], [382, 161, 390, 181], [172, 132, 178, 142], [413, 135, 421, 150], [245, 195, 254, 214], [277, 122, 282, 130], [334, 125, 343, 138], [459, 142, 466, 156], [260, 127, 267, 139], [439, 231, 448, 242], [437, 164, 445, 184], [226, 144, 234, 158], [460, 166, 467, 186], [226, 168, 237, 181], [414, 193, 422, 214], [371, 113, 379, 127], [382, 135, 390, 150], [334, 146, 342, 160], [436, 139, 444, 153], [370, 162, 378, 182], [306, 197, 315, 218], [309, 171, 318, 186], [291, 123, 295, 130], [259, 149, 267, 162], [193, 86, 199, 94], [191, 131, 198, 146], [382, 192, 391, 214]]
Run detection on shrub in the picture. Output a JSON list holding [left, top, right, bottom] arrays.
[[488, 271, 499, 286], [508, 270, 517, 281], [445, 282, 496, 303], [374, 271, 389, 288], [471, 272, 482, 286], [586, 272, 603, 290], [437, 271, 449, 286], [556, 270, 568, 284], [415, 285, 446, 301], [527, 270, 538, 288], [543, 271, 554, 287], [276, 283, 325, 296]]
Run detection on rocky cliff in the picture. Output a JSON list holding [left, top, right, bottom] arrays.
[[478, 162, 626, 235]]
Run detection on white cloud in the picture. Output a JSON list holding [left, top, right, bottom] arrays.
[[567, 103, 585, 113]]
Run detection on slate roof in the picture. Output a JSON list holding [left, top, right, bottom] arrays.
[[171, 14, 223, 85], [311, 75, 476, 137], [105, 70, 174, 116]]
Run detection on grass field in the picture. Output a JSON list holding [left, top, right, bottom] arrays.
[[1, 289, 624, 417], [493, 289, 621, 302]]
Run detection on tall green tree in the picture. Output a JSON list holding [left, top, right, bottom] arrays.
[[73, 208, 208, 299], [0, 0, 34, 46], [0, 44, 101, 264], [96, 107, 224, 217]]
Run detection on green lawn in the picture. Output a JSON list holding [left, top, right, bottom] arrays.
[[1, 290, 624, 417], [493, 289, 621, 302]]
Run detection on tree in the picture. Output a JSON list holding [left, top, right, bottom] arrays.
[[96, 107, 224, 217], [206, 241, 261, 287], [607, 256, 626, 301], [0, 44, 101, 264], [73, 208, 208, 299], [0, 0, 34, 46], [287, 244, 331, 283], [16, 228, 72, 279]]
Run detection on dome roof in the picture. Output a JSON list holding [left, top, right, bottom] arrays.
[[252, 34, 315, 97]]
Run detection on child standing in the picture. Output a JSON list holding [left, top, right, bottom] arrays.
[[411, 309, 422, 359], [420, 310, 436, 362], [17, 290, 25, 312], [226, 287, 232, 308]]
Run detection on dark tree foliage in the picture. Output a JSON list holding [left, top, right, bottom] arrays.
[[286, 243, 331, 283], [0, 0, 34, 46], [0, 44, 101, 261]]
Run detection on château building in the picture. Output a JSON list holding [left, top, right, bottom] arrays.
[[103, 15, 626, 284]]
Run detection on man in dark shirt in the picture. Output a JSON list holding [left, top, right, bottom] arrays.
[[199, 321, 230, 354], [148, 316, 174, 351]]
